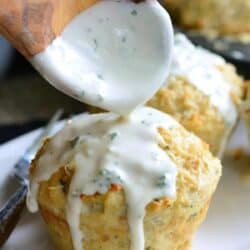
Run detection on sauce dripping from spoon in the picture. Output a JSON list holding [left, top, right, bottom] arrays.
[[27, 107, 178, 250], [30, 0, 173, 114]]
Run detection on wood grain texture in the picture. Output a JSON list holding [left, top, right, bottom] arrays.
[[0, 0, 99, 58]]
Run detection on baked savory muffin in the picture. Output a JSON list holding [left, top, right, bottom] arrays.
[[27, 106, 222, 250], [164, 0, 250, 39], [241, 83, 250, 142], [148, 34, 244, 157]]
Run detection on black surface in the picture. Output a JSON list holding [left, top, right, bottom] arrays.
[[5, 50, 36, 79], [188, 33, 250, 63], [0, 185, 27, 247], [0, 121, 45, 144], [173, 27, 250, 78], [187, 32, 250, 78]]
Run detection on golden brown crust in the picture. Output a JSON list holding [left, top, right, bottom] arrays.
[[147, 65, 245, 156], [32, 125, 222, 250], [164, 0, 250, 39], [148, 77, 225, 155]]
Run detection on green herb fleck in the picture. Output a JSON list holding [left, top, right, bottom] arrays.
[[93, 169, 122, 191], [131, 9, 138, 16], [156, 175, 167, 188], [109, 132, 118, 141], [122, 36, 126, 43], [141, 120, 149, 125], [97, 74, 103, 79], [97, 94, 104, 102], [93, 39, 98, 50]]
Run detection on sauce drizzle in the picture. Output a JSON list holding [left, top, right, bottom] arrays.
[[27, 107, 178, 250]]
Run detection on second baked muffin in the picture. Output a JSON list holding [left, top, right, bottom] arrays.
[[148, 34, 244, 157], [27, 107, 222, 250]]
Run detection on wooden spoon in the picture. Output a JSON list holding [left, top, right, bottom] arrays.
[[0, 0, 173, 115], [0, 0, 149, 58], [0, 0, 99, 58]]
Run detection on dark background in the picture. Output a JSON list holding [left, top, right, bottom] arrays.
[[0, 39, 84, 144]]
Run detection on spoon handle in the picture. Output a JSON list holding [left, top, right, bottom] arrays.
[[0, 0, 99, 58], [0, 185, 27, 247]]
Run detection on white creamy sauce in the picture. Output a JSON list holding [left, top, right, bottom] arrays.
[[170, 34, 238, 157], [30, 0, 173, 115], [27, 107, 178, 250]]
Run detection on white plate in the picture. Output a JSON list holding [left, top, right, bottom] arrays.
[[1, 121, 250, 250]]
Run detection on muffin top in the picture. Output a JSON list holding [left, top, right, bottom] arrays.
[[168, 34, 244, 156], [171, 35, 240, 126], [27, 106, 221, 250], [28, 107, 179, 250]]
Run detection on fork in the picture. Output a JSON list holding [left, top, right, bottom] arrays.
[[0, 109, 63, 247]]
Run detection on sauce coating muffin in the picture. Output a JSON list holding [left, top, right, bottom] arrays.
[[164, 0, 250, 39], [27, 107, 222, 250]]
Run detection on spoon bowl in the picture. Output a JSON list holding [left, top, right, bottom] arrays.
[[0, 0, 174, 114]]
